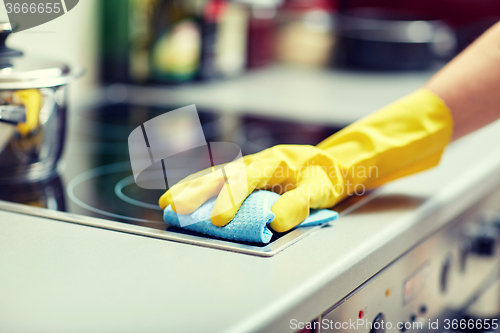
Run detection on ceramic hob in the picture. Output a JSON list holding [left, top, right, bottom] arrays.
[[0, 102, 342, 256]]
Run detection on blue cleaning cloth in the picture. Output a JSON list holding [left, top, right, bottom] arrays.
[[163, 190, 338, 243]]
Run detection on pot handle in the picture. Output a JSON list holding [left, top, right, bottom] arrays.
[[0, 105, 26, 124], [0, 22, 22, 58]]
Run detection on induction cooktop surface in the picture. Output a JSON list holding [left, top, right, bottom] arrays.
[[0, 101, 344, 255]]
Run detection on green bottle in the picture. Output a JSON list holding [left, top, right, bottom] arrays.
[[100, 0, 131, 83], [151, 0, 202, 83]]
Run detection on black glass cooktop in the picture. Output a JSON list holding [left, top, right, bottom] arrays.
[[0, 102, 341, 241]]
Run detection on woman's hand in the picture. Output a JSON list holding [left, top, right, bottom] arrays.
[[159, 145, 345, 232], [160, 89, 454, 232]]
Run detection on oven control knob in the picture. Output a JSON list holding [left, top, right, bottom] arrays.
[[370, 313, 386, 333], [471, 225, 497, 256]]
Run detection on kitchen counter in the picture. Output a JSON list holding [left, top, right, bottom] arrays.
[[2, 117, 500, 333], [108, 66, 436, 126], [2, 67, 500, 332]]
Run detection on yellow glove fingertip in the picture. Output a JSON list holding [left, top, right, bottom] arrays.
[[270, 192, 310, 233], [158, 191, 172, 210], [210, 211, 235, 227]]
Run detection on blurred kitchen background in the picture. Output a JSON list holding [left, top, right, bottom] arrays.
[[0, 0, 499, 121], [1, 0, 500, 150], [98, 0, 498, 84]]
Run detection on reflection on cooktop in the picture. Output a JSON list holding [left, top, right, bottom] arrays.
[[0, 175, 66, 211], [1, 103, 342, 244]]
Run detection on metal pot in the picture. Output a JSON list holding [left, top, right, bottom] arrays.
[[336, 8, 456, 70], [0, 23, 82, 183]]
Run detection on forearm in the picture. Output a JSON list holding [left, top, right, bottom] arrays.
[[425, 21, 500, 140]]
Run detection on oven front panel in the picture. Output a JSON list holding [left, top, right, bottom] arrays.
[[320, 189, 500, 333]]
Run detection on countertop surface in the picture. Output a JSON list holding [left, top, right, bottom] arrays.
[[113, 66, 436, 125], [2, 69, 500, 333], [2, 120, 500, 333]]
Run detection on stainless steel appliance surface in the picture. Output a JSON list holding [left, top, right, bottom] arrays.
[[2, 95, 500, 332], [320, 189, 500, 332]]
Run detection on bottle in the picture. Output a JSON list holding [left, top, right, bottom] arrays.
[[275, 0, 338, 68], [215, 1, 249, 78], [100, 0, 131, 83], [196, 0, 226, 81], [151, 0, 202, 83], [246, 1, 279, 69], [129, 0, 159, 83]]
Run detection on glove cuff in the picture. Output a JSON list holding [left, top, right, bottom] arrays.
[[317, 88, 454, 189]]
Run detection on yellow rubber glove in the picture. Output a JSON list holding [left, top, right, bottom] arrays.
[[14, 89, 42, 136], [159, 89, 453, 232], [160, 145, 345, 231]]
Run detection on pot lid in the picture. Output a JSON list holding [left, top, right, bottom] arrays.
[[0, 23, 82, 89]]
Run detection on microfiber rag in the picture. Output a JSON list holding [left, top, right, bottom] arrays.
[[163, 190, 338, 243]]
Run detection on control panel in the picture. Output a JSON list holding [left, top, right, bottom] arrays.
[[317, 189, 500, 333]]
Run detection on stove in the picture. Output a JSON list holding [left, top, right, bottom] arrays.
[[2, 96, 500, 332], [320, 187, 500, 332], [0, 102, 342, 256]]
